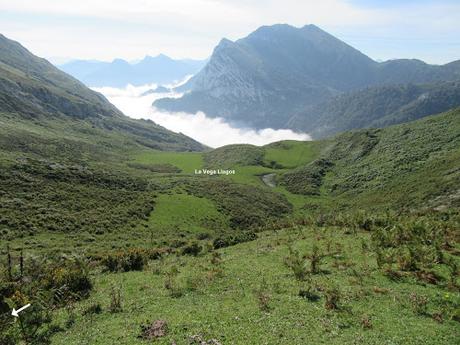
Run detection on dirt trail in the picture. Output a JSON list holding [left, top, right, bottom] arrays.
[[261, 173, 276, 187]]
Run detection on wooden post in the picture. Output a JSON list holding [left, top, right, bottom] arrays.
[[6, 244, 12, 281], [20, 249, 24, 278]]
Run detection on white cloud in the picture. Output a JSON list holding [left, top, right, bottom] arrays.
[[91, 84, 311, 148], [1, 0, 458, 62]]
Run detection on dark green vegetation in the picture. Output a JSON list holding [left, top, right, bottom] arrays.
[[155, 24, 460, 137], [1, 33, 459, 345], [291, 80, 460, 138], [281, 109, 460, 210], [203, 144, 265, 168]]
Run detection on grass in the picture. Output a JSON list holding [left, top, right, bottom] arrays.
[[146, 193, 229, 235], [133, 151, 204, 174], [49, 225, 460, 345], [2, 97, 460, 344], [204, 144, 264, 168], [264, 140, 325, 168]]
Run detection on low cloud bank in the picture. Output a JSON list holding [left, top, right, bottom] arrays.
[[92, 84, 311, 148]]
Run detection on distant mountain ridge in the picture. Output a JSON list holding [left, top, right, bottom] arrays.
[[289, 80, 460, 138], [58, 54, 207, 87], [154, 24, 460, 135]]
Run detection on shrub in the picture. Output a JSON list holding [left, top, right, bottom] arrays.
[[164, 278, 184, 298], [446, 257, 459, 289], [108, 286, 122, 313], [146, 247, 171, 260], [37, 257, 93, 300], [213, 231, 257, 249], [280, 159, 333, 196], [164, 267, 184, 298], [101, 249, 147, 272], [284, 247, 309, 281], [196, 232, 211, 240], [185, 274, 206, 292], [181, 241, 202, 256], [298, 278, 320, 302], [210, 251, 222, 266], [361, 315, 373, 329], [409, 293, 428, 316], [8, 289, 54, 345], [324, 287, 342, 310], [83, 303, 102, 316], [308, 244, 323, 274], [254, 279, 271, 312]]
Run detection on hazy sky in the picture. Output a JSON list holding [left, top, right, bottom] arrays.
[[1, 0, 459, 64]]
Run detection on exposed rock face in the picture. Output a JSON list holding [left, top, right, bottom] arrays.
[[154, 24, 460, 134]]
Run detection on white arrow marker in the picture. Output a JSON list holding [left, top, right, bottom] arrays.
[[12, 304, 31, 317]]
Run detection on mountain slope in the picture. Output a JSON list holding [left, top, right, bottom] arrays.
[[155, 24, 377, 128], [280, 108, 460, 209], [58, 54, 206, 87], [0, 33, 205, 155], [154, 24, 460, 131], [289, 80, 460, 138]]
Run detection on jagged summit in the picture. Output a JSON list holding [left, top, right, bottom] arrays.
[[155, 23, 460, 133]]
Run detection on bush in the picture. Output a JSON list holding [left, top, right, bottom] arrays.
[[298, 277, 320, 302], [101, 249, 147, 272], [324, 287, 342, 310], [254, 279, 272, 312], [7, 289, 54, 344], [83, 303, 102, 316], [409, 293, 429, 316], [0, 254, 92, 345], [45, 266, 92, 299], [181, 241, 202, 256], [308, 244, 323, 274], [284, 247, 309, 281], [108, 285, 122, 313], [213, 231, 257, 249], [164, 267, 184, 298]]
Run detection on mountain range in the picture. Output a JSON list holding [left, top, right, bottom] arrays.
[[0, 33, 204, 160], [1, 29, 460, 345], [154, 24, 460, 137], [58, 54, 207, 87]]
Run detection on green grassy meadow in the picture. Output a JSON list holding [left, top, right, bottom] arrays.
[[133, 151, 204, 174], [50, 225, 459, 345]]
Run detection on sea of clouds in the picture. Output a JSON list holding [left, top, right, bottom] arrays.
[[92, 83, 311, 148]]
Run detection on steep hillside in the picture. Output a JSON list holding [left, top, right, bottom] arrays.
[[290, 80, 460, 138], [155, 24, 375, 128], [0, 33, 205, 155], [154, 24, 460, 130], [58, 55, 206, 87], [280, 108, 460, 209]]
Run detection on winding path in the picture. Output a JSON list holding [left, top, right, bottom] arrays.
[[261, 173, 276, 187]]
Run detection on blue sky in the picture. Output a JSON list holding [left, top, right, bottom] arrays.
[[0, 0, 458, 64]]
